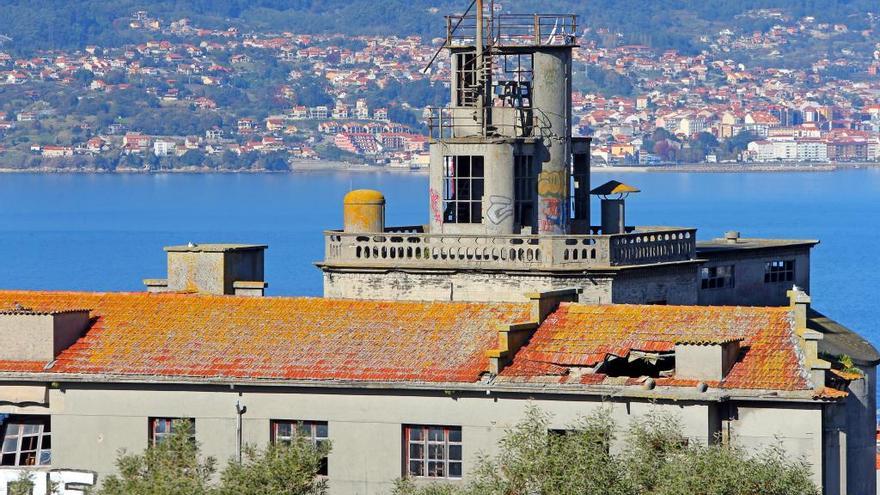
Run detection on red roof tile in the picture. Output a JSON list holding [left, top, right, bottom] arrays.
[[0, 360, 47, 372], [501, 303, 811, 391], [0, 291, 530, 383]]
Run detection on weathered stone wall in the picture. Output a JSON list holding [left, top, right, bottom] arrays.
[[323, 270, 613, 303], [323, 263, 699, 305], [609, 263, 700, 305]]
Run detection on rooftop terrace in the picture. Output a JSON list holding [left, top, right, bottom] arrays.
[[322, 225, 697, 271]]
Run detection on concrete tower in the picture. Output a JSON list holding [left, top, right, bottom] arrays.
[[318, 3, 704, 304], [426, 3, 589, 236]]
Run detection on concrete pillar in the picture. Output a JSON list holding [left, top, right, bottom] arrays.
[[533, 48, 572, 234], [483, 143, 515, 235]]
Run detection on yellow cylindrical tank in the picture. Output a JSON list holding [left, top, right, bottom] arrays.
[[343, 189, 386, 233]]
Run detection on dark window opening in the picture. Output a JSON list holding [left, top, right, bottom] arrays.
[[0, 415, 51, 466], [514, 155, 536, 229], [404, 425, 462, 479], [764, 259, 794, 284], [572, 153, 590, 222], [701, 265, 735, 289], [443, 156, 484, 224]]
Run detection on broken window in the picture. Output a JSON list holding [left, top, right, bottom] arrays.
[[764, 259, 794, 283], [492, 54, 533, 109], [404, 425, 462, 479], [148, 417, 194, 446], [701, 265, 735, 289], [443, 156, 484, 224], [0, 415, 51, 466], [272, 420, 329, 476]]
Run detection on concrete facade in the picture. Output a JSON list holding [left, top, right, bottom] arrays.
[[0, 384, 829, 494], [696, 242, 813, 306]]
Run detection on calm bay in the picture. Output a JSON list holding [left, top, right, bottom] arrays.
[[0, 169, 878, 347]]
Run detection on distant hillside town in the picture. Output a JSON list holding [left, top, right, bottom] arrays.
[[0, 8, 878, 171]]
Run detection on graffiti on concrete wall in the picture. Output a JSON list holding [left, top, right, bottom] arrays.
[[538, 198, 563, 233], [429, 188, 442, 223], [0, 469, 95, 495], [486, 195, 513, 225], [537, 170, 565, 199], [537, 170, 566, 233]]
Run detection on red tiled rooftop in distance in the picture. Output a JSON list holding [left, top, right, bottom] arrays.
[[501, 303, 811, 392], [0, 291, 530, 383]]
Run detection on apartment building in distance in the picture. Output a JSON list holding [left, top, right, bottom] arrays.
[[1, 4, 877, 495]]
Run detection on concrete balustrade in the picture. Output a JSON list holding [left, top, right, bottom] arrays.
[[323, 226, 696, 270]]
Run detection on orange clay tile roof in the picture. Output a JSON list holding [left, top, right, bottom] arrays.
[[0, 291, 530, 383], [500, 303, 812, 391], [0, 361, 48, 372]]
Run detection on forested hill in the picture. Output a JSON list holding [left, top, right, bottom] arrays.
[[0, 0, 876, 55]]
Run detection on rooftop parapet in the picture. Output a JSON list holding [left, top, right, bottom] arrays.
[[322, 225, 697, 271], [445, 13, 578, 48]]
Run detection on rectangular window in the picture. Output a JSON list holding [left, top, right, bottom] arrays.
[[514, 155, 536, 229], [443, 156, 484, 224], [404, 425, 462, 479], [701, 265, 735, 289], [764, 260, 794, 284], [148, 417, 194, 446], [0, 416, 51, 466], [271, 420, 329, 476]]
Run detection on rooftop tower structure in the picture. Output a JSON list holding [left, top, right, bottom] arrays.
[[317, 2, 815, 307]]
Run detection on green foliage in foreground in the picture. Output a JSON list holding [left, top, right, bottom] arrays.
[[393, 406, 818, 495], [94, 420, 328, 495]]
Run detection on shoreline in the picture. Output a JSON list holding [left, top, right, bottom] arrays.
[[0, 161, 877, 175]]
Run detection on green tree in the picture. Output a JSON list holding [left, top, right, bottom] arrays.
[[96, 420, 216, 495], [95, 420, 330, 495], [218, 440, 330, 495], [393, 406, 818, 495], [8, 471, 36, 495]]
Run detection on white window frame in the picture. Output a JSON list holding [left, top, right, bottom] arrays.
[[0, 416, 51, 466], [404, 425, 462, 479]]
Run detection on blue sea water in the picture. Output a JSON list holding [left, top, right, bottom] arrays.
[[0, 169, 878, 347]]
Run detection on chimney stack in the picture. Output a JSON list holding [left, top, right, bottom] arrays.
[[144, 244, 268, 296], [591, 180, 640, 235]]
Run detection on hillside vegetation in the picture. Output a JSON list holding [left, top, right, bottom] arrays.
[[0, 0, 876, 54]]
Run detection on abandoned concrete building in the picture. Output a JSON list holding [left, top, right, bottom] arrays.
[[0, 4, 877, 495]]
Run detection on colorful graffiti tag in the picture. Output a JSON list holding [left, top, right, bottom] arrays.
[[537, 170, 566, 234], [429, 188, 442, 224]]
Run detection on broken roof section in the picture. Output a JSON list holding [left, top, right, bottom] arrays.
[[0, 290, 869, 402]]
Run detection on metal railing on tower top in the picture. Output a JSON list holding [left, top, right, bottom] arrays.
[[445, 14, 578, 48]]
